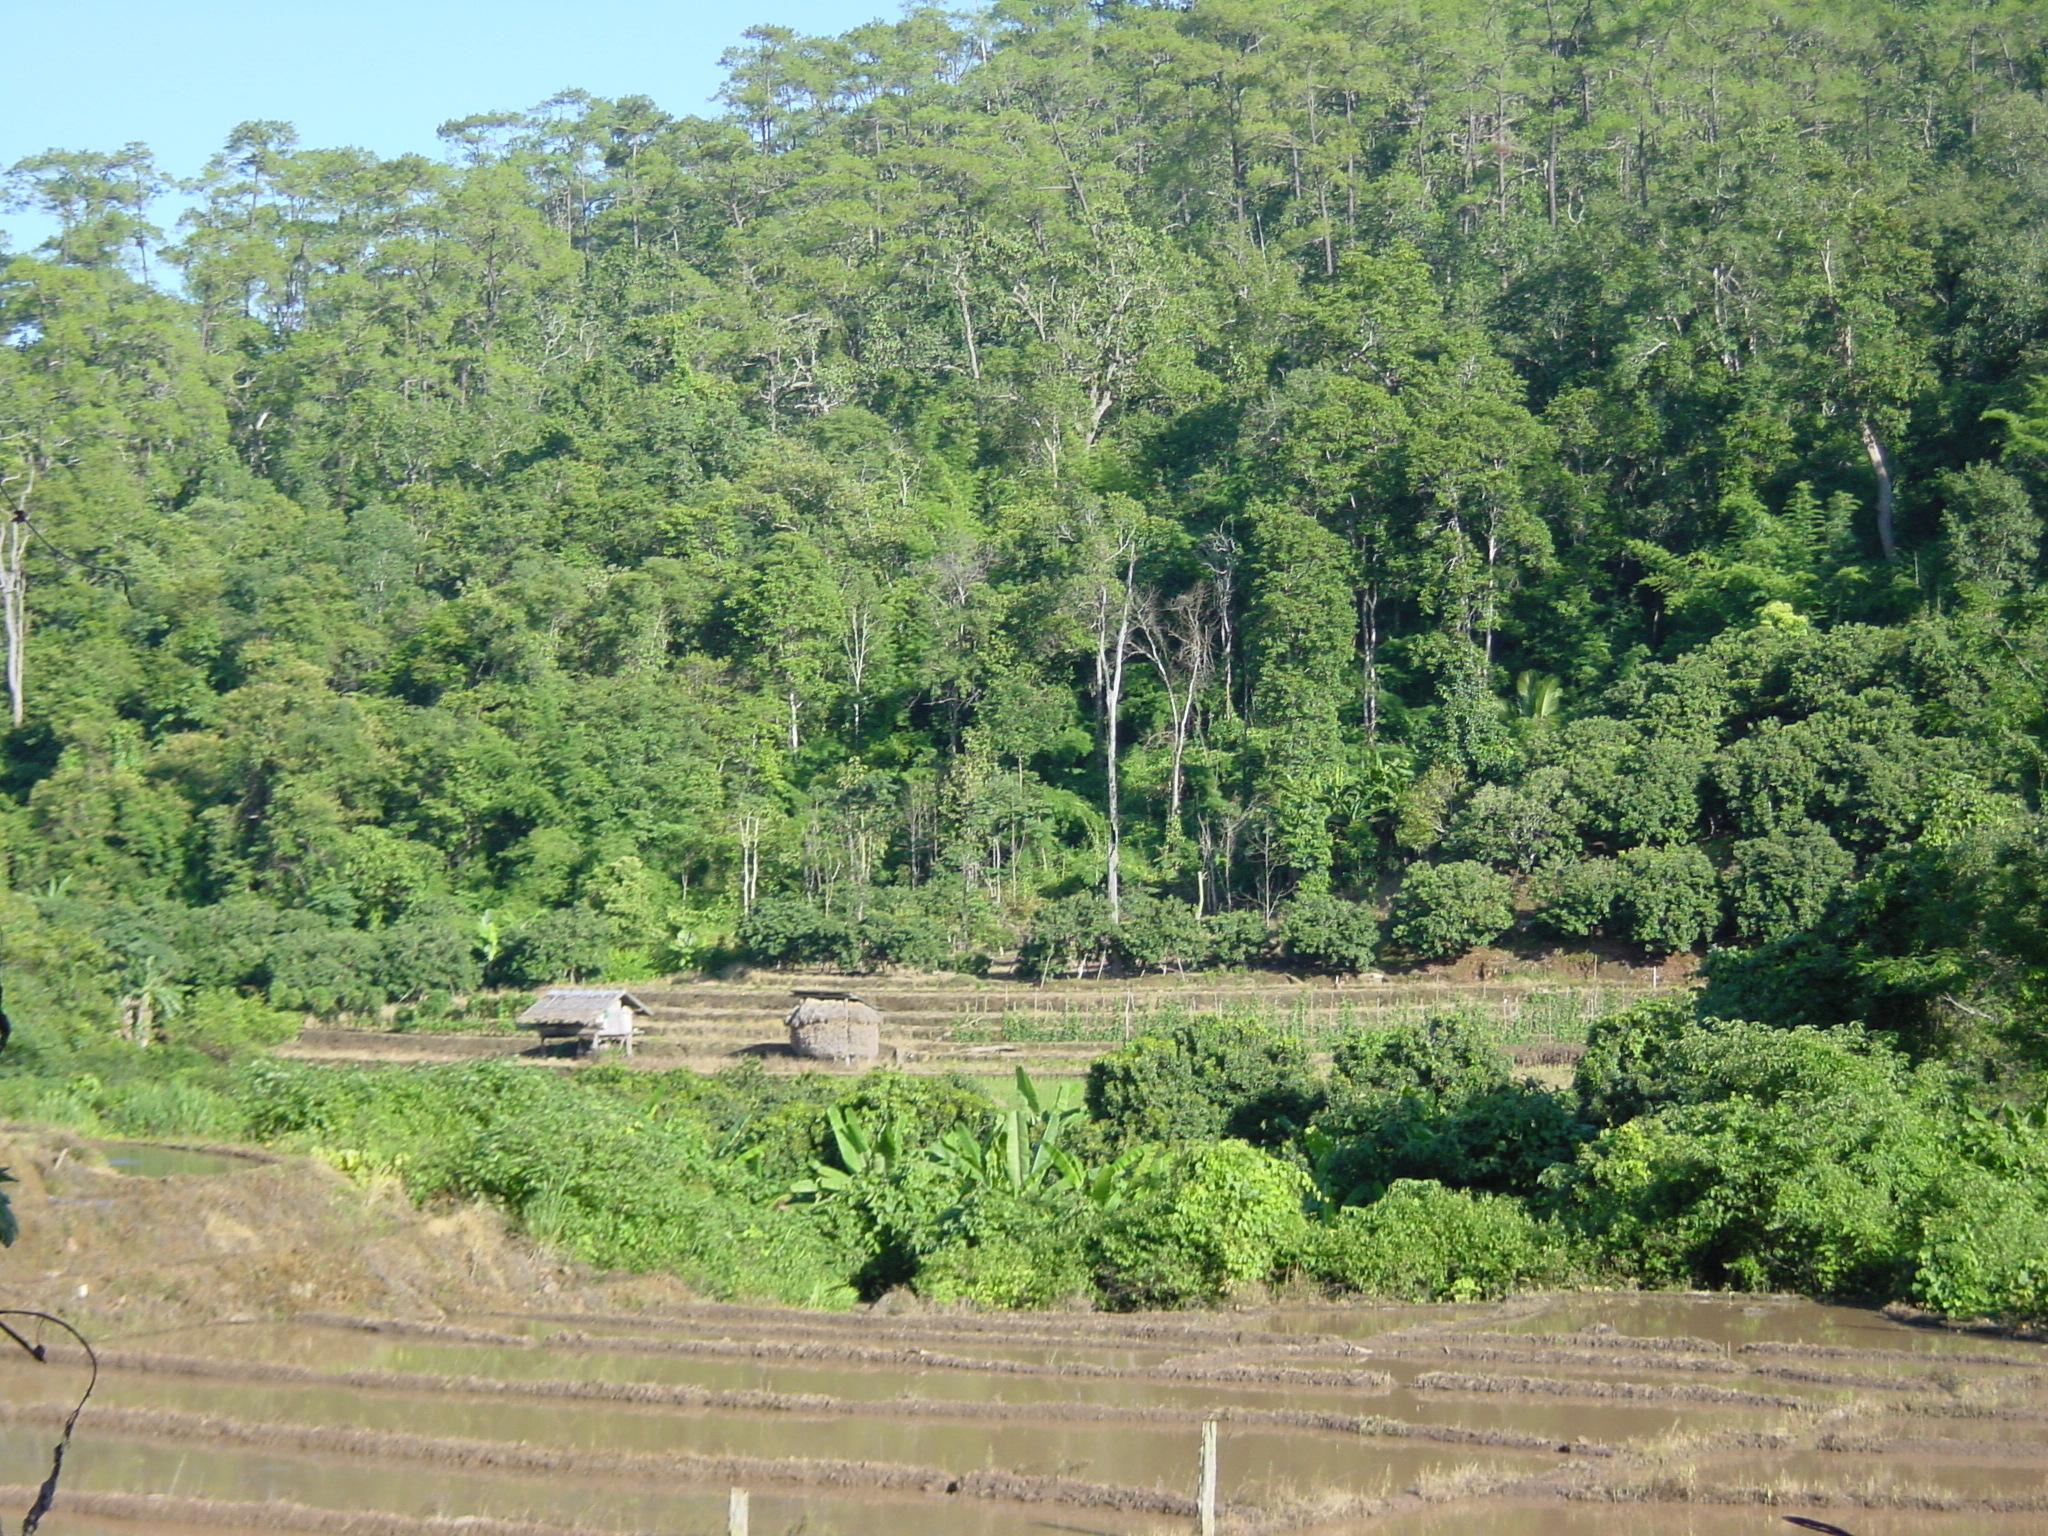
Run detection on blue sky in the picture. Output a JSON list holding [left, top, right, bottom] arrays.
[[1, 0, 895, 252]]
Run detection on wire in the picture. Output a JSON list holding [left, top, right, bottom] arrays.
[[17, 520, 132, 599], [0, 1309, 99, 1535]]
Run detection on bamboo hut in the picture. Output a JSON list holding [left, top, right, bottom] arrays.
[[518, 988, 650, 1055], [785, 989, 882, 1062]]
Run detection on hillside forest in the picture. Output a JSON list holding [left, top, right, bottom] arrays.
[[5, 9, 2048, 1074]]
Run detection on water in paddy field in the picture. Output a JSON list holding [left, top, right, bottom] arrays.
[[85, 1143, 261, 1179], [1, 1293, 2043, 1535]]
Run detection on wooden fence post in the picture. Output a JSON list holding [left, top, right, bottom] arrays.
[[1198, 1418, 1217, 1536], [727, 1487, 749, 1536]]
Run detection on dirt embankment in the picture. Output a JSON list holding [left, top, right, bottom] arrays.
[[0, 1130, 691, 1334]]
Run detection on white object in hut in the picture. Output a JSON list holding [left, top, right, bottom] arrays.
[[517, 988, 650, 1055], [785, 990, 882, 1063]]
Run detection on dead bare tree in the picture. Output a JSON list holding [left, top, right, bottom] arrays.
[[1132, 582, 1217, 847]]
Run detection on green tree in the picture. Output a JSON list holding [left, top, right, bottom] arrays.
[[1386, 861, 1514, 963]]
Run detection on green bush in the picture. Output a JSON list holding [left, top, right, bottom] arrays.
[[1315, 1015, 1585, 1201], [857, 906, 951, 970], [1016, 892, 1117, 980], [1331, 1012, 1508, 1100], [1386, 860, 1514, 962], [1611, 844, 1721, 953], [492, 908, 617, 986], [732, 896, 858, 971], [1114, 894, 1208, 973], [1276, 891, 1378, 974], [1446, 770, 1583, 873], [168, 987, 301, 1059], [375, 917, 484, 1001], [265, 925, 382, 1013], [1553, 1020, 1961, 1295], [454, 1098, 856, 1304], [1085, 1013, 1320, 1148], [1202, 908, 1271, 968], [1726, 822, 1856, 942], [1301, 1180, 1573, 1300], [1572, 993, 1699, 1126], [1536, 858, 1620, 939], [1913, 1169, 2048, 1324], [1092, 1140, 1310, 1308], [914, 1192, 1097, 1309]]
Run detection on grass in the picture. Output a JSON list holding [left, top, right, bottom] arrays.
[[946, 987, 1644, 1051]]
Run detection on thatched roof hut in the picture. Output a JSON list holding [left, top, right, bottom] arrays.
[[518, 988, 649, 1054], [785, 989, 882, 1062]]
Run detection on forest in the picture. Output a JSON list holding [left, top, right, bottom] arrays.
[[3, 0, 2048, 1314]]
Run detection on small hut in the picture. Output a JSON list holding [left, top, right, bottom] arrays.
[[518, 988, 650, 1055], [785, 989, 882, 1063]]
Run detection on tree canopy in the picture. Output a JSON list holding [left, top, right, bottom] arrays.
[[5, 0, 2048, 1064]]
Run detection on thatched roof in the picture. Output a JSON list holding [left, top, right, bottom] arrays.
[[785, 996, 883, 1028], [518, 988, 651, 1026]]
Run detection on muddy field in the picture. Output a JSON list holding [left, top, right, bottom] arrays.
[[3, 1135, 2046, 1536]]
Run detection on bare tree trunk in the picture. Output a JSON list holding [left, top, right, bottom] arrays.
[[1860, 419, 1897, 559], [1098, 556, 1136, 923], [1359, 582, 1379, 741], [1135, 586, 1213, 861], [737, 811, 763, 912], [2, 515, 25, 728]]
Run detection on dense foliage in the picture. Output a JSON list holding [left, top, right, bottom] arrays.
[[4, 0, 2048, 1327], [6, 1002, 2043, 1322], [5, 1, 2048, 1068]]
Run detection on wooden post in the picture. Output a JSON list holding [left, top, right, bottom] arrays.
[[1198, 1418, 1217, 1536], [727, 1487, 749, 1536]]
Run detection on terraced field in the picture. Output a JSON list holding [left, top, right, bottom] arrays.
[[281, 972, 1661, 1076], [5, 1290, 2046, 1536]]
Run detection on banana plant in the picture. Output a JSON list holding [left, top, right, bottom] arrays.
[[1074, 1142, 1160, 1211], [929, 1067, 1082, 1198], [789, 1105, 906, 1202]]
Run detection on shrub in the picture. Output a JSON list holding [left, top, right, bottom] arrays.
[[1726, 822, 1856, 942], [857, 906, 950, 970], [1536, 858, 1619, 938], [1276, 891, 1378, 974], [1315, 1015, 1585, 1201], [169, 987, 301, 1059], [492, 908, 617, 985], [265, 924, 382, 1013], [376, 917, 484, 1001], [914, 1193, 1097, 1309], [1092, 1140, 1311, 1308], [732, 896, 857, 971], [1086, 1013, 1320, 1148], [1553, 1020, 1959, 1295], [1203, 908, 1270, 968], [1571, 993, 1699, 1126], [1300, 1180, 1573, 1300], [1610, 844, 1720, 953], [1913, 1169, 2048, 1324], [1016, 893, 1117, 980], [1114, 893, 1207, 973], [456, 1098, 856, 1304], [1386, 861, 1513, 961], [1446, 770, 1583, 873], [1114, 897, 1204, 978], [1331, 1012, 1508, 1100]]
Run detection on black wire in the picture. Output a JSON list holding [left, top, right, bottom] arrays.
[[0, 1310, 98, 1535], [17, 521, 131, 599]]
